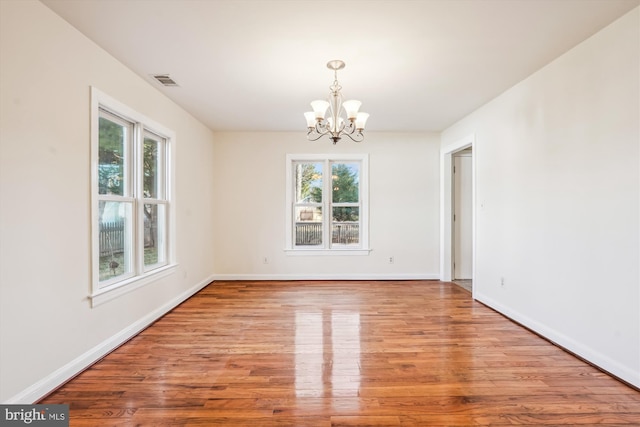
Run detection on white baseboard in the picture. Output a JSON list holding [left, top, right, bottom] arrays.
[[5, 274, 214, 404], [474, 291, 640, 389], [211, 273, 440, 281]]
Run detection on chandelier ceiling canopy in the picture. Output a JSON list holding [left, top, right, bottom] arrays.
[[304, 60, 369, 144]]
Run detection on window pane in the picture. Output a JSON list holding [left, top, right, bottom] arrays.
[[98, 201, 133, 282], [143, 135, 164, 199], [332, 207, 359, 245], [332, 163, 359, 203], [294, 162, 322, 203], [98, 114, 128, 196], [144, 203, 167, 268], [295, 206, 322, 246]]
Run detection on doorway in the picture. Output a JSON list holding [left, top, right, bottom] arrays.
[[440, 134, 474, 294], [452, 148, 472, 292]]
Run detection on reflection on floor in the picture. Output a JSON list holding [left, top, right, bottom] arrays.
[[453, 279, 472, 293]]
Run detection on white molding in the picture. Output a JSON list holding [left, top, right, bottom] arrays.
[[90, 263, 178, 307], [475, 292, 640, 389], [4, 274, 214, 404], [284, 249, 372, 256], [212, 273, 440, 281]]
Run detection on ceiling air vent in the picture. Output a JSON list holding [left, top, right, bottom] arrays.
[[152, 74, 179, 87]]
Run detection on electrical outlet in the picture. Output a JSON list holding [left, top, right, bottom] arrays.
[[263, 257, 269, 264], [501, 277, 505, 287], [389, 256, 394, 264]]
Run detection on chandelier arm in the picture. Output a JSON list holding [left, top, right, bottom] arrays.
[[307, 130, 327, 142], [342, 120, 356, 135], [307, 120, 331, 141], [314, 119, 330, 135], [342, 130, 364, 143]]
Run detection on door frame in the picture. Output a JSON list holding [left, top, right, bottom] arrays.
[[440, 134, 475, 286]]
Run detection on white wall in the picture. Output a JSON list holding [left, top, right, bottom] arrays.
[[0, 0, 216, 402], [212, 132, 441, 279], [442, 8, 639, 387]]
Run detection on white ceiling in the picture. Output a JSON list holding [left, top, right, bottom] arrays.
[[42, 0, 639, 132]]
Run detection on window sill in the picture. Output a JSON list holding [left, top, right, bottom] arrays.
[[90, 263, 178, 307], [285, 249, 371, 256]]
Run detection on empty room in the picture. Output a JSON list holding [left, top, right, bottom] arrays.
[[1, 0, 639, 425]]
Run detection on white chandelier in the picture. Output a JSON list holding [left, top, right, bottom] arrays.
[[304, 60, 369, 144]]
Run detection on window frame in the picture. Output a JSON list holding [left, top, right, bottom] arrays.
[[90, 87, 176, 306], [285, 153, 370, 255]]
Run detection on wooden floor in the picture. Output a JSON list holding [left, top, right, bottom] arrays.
[[41, 280, 640, 426]]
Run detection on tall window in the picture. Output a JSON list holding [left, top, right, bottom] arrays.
[[92, 88, 175, 305], [286, 154, 369, 254]]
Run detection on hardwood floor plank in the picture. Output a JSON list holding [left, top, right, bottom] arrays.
[[40, 280, 640, 425]]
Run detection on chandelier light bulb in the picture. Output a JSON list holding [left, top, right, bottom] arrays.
[[355, 112, 369, 130], [310, 100, 330, 119], [304, 112, 316, 128], [342, 100, 362, 120]]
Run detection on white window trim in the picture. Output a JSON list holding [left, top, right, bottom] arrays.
[[90, 87, 177, 306], [285, 153, 370, 255]]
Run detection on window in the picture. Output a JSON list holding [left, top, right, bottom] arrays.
[[286, 154, 369, 254], [91, 87, 175, 305]]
